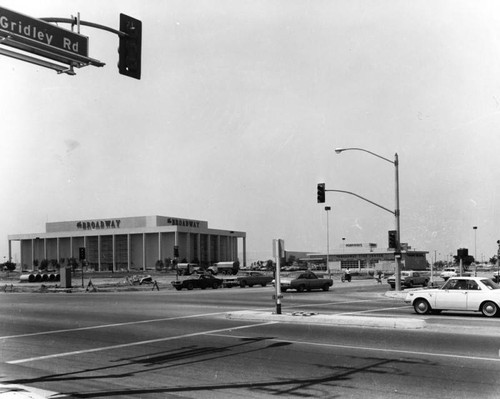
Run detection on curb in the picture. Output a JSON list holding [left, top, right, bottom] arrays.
[[226, 310, 426, 329]]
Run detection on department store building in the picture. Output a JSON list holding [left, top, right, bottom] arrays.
[[8, 215, 247, 271]]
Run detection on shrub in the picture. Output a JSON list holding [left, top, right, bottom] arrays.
[[2, 261, 16, 272]]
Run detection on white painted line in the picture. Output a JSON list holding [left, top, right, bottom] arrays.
[[7, 321, 277, 365], [0, 311, 230, 340], [287, 299, 377, 309], [0, 383, 65, 398], [208, 333, 500, 363], [335, 305, 413, 315]]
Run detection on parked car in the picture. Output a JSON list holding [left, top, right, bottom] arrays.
[[492, 271, 500, 283], [387, 271, 429, 289], [405, 276, 500, 317], [278, 271, 333, 292], [439, 268, 458, 280], [220, 275, 240, 288], [171, 274, 223, 291], [236, 271, 273, 288]]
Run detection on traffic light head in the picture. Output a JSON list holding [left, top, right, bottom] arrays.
[[79, 247, 86, 260], [388, 230, 397, 249], [317, 183, 325, 203], [118, 13, 142, 79]]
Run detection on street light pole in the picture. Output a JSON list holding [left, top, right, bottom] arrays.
[[334, 147, 402, 291], [325, 206, 331, 277], [473, 226, 477, 261]]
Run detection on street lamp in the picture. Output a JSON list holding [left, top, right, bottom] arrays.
[[334, 147, 402, 291], [325, 206, 331, 277], [473, 226, 477, 261]]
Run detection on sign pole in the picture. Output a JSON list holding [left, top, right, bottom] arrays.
[[273, 239, 283, 315]]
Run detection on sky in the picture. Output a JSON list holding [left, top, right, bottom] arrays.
[[1, 0, 500, 265]]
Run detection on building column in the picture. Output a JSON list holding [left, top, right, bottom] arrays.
[[207, 234, 211, 265], [142, 233, 146, 271], [98, 236, 101, 271], [70, 237, 73, 258], [197, 233, 201, 263], [217, 236, 221, 262], [186, 232, 191, 262], [31, 239, 35, 271], [83, 236, 87, 271], [127, 234, 131, 271], [242, 237, 246, 267], [158, 232, 162, 264], [112, 235, 116, 272], [56, 238, 60, 264]]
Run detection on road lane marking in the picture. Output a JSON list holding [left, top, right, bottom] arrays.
[[7, 321, 278, 364], [0, 300, 406, 340], [0, 311, 232, 340], [335, 305, 413, 315], [287, 299, 378, 309], [208, 333, 500, 363]]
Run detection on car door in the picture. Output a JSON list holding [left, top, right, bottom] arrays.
[[464, 280, 484, 311], [309, 274, 321, 289], [434, 279, 468, 310], [197, 275, 208, 289]]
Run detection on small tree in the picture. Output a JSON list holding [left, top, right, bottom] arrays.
[[2, 261, 16, 272], [39, 259, 49, 271], [50, 259, 60, 270]]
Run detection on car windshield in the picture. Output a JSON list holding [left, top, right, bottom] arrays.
[[480, 279, 500, 290], [401, 271, 411, 277], [287, 272, 305, 279]]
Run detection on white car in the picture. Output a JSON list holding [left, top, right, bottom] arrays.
[[405, 276, 500, 317], [439, 268, 458, 279]]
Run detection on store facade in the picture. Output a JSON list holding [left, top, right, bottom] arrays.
[[302, 243, 428, 272], [8, 215, 246, 271]]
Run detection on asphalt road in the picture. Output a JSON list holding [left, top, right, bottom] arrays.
[[1, 282, 500, 398]]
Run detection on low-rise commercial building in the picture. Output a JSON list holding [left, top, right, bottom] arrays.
[[8, 215, 246, 271], [302, 243, 428, 272]]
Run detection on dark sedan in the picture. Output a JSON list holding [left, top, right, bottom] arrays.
[[236, 271, 274, 288], [171, 274, 223, 291]]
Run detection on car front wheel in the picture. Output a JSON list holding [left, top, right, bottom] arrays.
[[481, 301, 499, 317], [413, 299, 431, 315]]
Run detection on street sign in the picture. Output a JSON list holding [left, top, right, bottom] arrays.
[[0, 6, 94, 66]]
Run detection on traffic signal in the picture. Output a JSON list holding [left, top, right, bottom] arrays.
[[79, 247, 86, 260], [118, 13, 142, 79], [317, 183, 325, 203], [388, 230, 397, 249]]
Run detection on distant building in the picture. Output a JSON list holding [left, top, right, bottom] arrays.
[[301, 243, 428, 272], [8, 215, 246, 271]]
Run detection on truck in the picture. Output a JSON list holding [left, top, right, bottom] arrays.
[[176, 263, 201, 276], [387, 270, 429, 289], [208, 261, 239, 275]]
